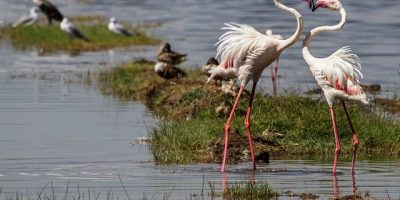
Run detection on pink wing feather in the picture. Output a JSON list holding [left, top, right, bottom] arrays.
[[207, 23, 270, 83], [321, 46, 364, 96]]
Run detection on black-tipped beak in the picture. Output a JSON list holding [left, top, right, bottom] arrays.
[[309, 0, 314, 9], [305, 0, 315, 11]]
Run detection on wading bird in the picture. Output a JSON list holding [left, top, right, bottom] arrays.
[[302, 0, 368, 178], [60, 18, 90, 42], [207, 0, 305, 172], [157, 42, 187, 65], [12, 7, 40, 28], [108, 17, 134, 36], [33, 0, 63, 25], [266, 29, 283, 96]]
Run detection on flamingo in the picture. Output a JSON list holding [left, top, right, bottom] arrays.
[[207, 0, 305, 172], [302, 0, 368, 177], [60, 18, 90, 42], [33, 0, 63, 25], [265, 29, 283, 96], [12, 7, 40, 28]]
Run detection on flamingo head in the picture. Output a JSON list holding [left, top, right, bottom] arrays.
[[312, 0, 342, 12]]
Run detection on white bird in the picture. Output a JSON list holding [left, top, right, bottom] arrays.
[[266, 29, 284, 96], [207, 0, 304, 172], [60, 18, 90, 42], [108, 17, 134, 36], [154, 61, 186, 79], [302, 0, 368, 182], [12, 7, 40, 28]]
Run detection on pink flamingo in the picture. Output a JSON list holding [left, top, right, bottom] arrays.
[[302, 0, 368, 177], [207, 0, 305, 172], [266, 29, 283, 96]]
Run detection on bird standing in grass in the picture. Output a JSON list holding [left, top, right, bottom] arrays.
[[108, 17, 134, 36], [265, 29, 283, 96], [207, 0, 305, 172], [33, 0, 63, 25], [12, 7, 40, 28], [60, 18, 90, 42], [157, 42, 187, 65], [154, 42, 187, 79], [303, 0, 368, 181]]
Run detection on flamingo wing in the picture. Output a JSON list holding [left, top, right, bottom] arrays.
[[317, 46, 365, 96], [207, 23, 272, 83], [216, 22, 270, 69]]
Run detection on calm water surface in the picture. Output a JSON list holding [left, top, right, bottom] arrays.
[[0, 0, 399, 199]]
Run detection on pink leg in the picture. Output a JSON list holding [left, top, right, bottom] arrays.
[[221, 86, 245, 172], [341, 101, 359, 193], [329, 106, 341, 174], [244, 82, 257, 170], [333, 171, 339, 198]]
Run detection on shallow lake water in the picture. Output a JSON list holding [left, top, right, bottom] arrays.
[[0, 0, 399, 199]]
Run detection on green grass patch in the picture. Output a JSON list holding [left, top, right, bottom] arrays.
[[0, 18, 159, 53], [222, 181, 278, 200], [98, 61, 400, 164]]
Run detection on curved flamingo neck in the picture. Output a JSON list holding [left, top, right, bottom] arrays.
[[274, 0, 303, 52], [302, 8, 347, 64]]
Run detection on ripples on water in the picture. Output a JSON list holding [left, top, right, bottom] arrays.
[[0, 0, 399, 199]]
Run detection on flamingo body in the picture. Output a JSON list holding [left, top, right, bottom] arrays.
[[208, 0, 304, 172], [307, 46, 367, 106], [303, 0, 367, 195]]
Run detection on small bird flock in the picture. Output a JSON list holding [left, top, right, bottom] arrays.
[[13, 0, 137, 41], [11, 0, 369, 191]]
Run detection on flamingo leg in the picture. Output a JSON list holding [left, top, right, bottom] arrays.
[[333, 171, 339, 198], [341, 101, 359, 193], [221, 85, 245, 172], [244, 81, 257, 170], [329, 106, 341, 174]]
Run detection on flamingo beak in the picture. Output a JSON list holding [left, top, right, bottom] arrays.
[[304, 0, 315, 11], [312, 0, 326, 12]]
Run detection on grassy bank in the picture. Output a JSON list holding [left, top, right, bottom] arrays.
[[0, 17, 159, 53], [98, 61, 400, 164]]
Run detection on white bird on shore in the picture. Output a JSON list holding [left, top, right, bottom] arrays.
[[60, 18, 90, 42], [12, 7, 40, 28], [108, 17, 134, 36]]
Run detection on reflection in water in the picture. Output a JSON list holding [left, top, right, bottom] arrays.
[[332, 169, 359, 199]]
